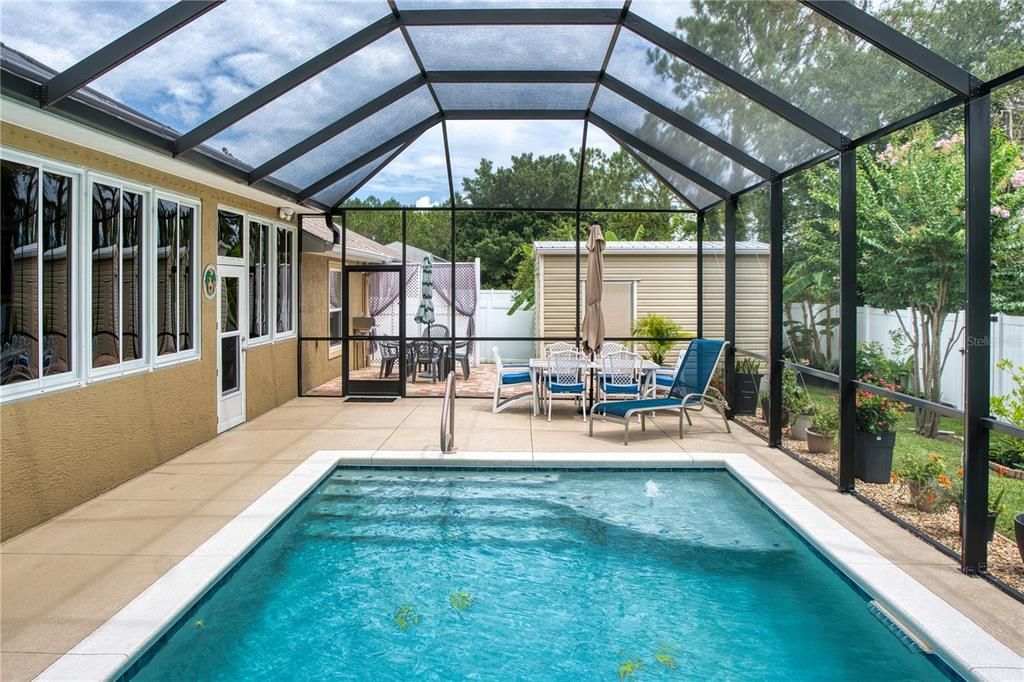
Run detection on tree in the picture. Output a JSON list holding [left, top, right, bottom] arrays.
[[856, 122, 1024, 437]]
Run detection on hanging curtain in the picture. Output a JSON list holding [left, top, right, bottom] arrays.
[[431, 262, 477, 355]]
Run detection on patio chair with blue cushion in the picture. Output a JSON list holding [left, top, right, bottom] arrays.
[[492, 347, 532, 413], [590, 339, 730, 444], [547, 349, 588, 422], [598, 350, 643, 401]]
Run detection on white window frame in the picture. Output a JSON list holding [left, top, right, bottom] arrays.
[[0, 147, 84, 403], [328, 263, 344, 359], [272, 222, 297, 340], [152, 190, 202, 368], [246, 217, 273, 346], [85, 172, 151, 380], [216, 205, 246, 265]]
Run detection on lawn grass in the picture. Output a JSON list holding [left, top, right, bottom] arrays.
[[803, 385, 1023, 536]]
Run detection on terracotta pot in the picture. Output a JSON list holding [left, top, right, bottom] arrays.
[[907, 480, 939, 512], [806, 429, 834, 454]]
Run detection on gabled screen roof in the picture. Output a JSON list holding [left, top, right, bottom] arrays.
[[1, 0, 1019, 212]]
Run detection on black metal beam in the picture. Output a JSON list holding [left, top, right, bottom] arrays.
[[297, 114, 442, 201], [603, 131, 701, 211], [838, 148, 857, 493], [41, 1, 222, 107], [962, 93, 991, 574], [429, 70, 600, 83], [446, 109, 585, 120], [696, 211, 704, 338], [332, 139, 416, 210], [589, 114, 731, 199], [399, 8, 621, 25], [800, 0, 975, 97], [174, 15, 399, 155], [249, 76, 425, 183], [852, 380, 964, 420], [585, 0, 630, 114], [724, 198, 737, 415], [602, 75, 776, 178], [623, 13, 848, 150], [768, 179, 784, 447]]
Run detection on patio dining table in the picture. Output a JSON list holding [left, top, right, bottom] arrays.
[[527, 357, 662, 416]]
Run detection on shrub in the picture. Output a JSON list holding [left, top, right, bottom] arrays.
[[856, 341, 910, 389], [990, 359, 1024, 468], [782, 368, 814, 416], [736, 357, 762, 375]]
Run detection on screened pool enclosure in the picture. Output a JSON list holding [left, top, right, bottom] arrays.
[[2, 1, 1023, 579]]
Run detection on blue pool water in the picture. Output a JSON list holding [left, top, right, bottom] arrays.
[[129, 469, 952, 680]]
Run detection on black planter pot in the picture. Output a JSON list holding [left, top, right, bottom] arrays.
[[854, 431, 896, 484], [734, 373, 762, 415], [987, 512, 998, 543], [1015, 513, 1024, 565]]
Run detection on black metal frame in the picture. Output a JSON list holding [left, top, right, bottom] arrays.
[[3, 0, 1020, 581]]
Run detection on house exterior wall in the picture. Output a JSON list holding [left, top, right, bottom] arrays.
[[299, 252, 337, 393], [0, 122, 298, 540], [536, 251, 770, 363]]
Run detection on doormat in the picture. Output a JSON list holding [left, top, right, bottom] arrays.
[[345, 396, 398, 403]]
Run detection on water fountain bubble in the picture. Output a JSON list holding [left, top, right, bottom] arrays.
[[644, 480, 662, 498]]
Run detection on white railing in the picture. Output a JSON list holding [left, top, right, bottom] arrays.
[[441, 371, 455, 454]]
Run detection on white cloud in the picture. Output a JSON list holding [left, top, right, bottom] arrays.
[[414, 195, 433, 208]]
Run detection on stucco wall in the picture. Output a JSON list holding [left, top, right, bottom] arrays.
[[536, 251, 770, 363], [300, 253, 339, 393], [0, 123, 298, 540]]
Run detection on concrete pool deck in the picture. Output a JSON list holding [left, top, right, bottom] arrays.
[[2, 397, 1023, 680]]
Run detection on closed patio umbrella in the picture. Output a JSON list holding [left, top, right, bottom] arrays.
[[581, 224, 605, 356], [414, 255, 435, 328]]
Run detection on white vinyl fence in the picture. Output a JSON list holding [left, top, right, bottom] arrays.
[[476, 289, 535, 363], [793, 304, 1023, 410]]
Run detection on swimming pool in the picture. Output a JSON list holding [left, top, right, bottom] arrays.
[[124, 467, 953, 680]]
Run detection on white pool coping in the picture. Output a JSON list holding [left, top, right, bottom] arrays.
[[36, 450, 1024, 682]]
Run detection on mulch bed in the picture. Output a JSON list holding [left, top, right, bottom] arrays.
[[733, 414, 1024, 594]]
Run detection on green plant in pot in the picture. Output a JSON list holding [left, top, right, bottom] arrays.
[[854, 375, 906, 483], [806, 399, 838, 453], [631, 314, 683, 366], [893, 454, 949, 512], [783, 370, 815, 440], [733, 357, 762, 416], [949, 469, 1004, 543]]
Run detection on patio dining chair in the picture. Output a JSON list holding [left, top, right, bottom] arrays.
[[546, 349, 588, 423], [378, 339, 401, 378], [599, 341, 627, 357], [412, 339, 444, 383], [492, 347, 532, 413], [598, 350, 643, 401], [423, 323, 470, 379], [590, 339, 730, 444]]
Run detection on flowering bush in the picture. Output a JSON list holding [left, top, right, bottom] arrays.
[[892, 453, 952, 512], [855, 375, 906, 434]]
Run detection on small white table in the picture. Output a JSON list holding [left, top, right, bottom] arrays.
[[527, 357, 662, 416]]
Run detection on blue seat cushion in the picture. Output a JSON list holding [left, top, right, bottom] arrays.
[[600, 380, 640, 394], [655, 374, 676, 388], [594, 397, 698, 417], [501, 372, 531, 385], [549, 382, 585, 393]]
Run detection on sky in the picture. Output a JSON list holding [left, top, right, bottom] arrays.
[[0, 0, 656, 205]]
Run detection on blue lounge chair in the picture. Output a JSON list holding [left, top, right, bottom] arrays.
[[589, 339, 730, 445], [492, 347, 532, 413]]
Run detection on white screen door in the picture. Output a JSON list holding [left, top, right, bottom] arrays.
[[218, 264, 247, 432]]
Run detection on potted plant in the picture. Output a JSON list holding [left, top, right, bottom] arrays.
[[854, 375, 906, 483], [783, 370, 814, 440], [892, 454, 948, 512], [733, 357, 762, 416], [631, 314, 683, 366], [987, 489, 1005, 543], [806, 400, 838, 453]]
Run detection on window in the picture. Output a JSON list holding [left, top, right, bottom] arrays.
[[156, 196, 199, 359], [248, 219, 270, 341], [329, 266, 343, 354], [276, 226, 294, 335], [218, 209, 243, 259], [1, 157, 76, 390], [89, 179, 147, 371]]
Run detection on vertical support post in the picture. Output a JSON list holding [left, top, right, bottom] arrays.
[[724, 199, 737, 415], [340, 210, 350, 398], [441, 120, 457, 384], [297, 214, 305, 397], [962, 94, 991, 574], [838, 149, 857, 492], [768, 180, 784, 447], [399, 209, 408, 396], [575, 121, 589, 350], [696, 211, 704, 339]]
